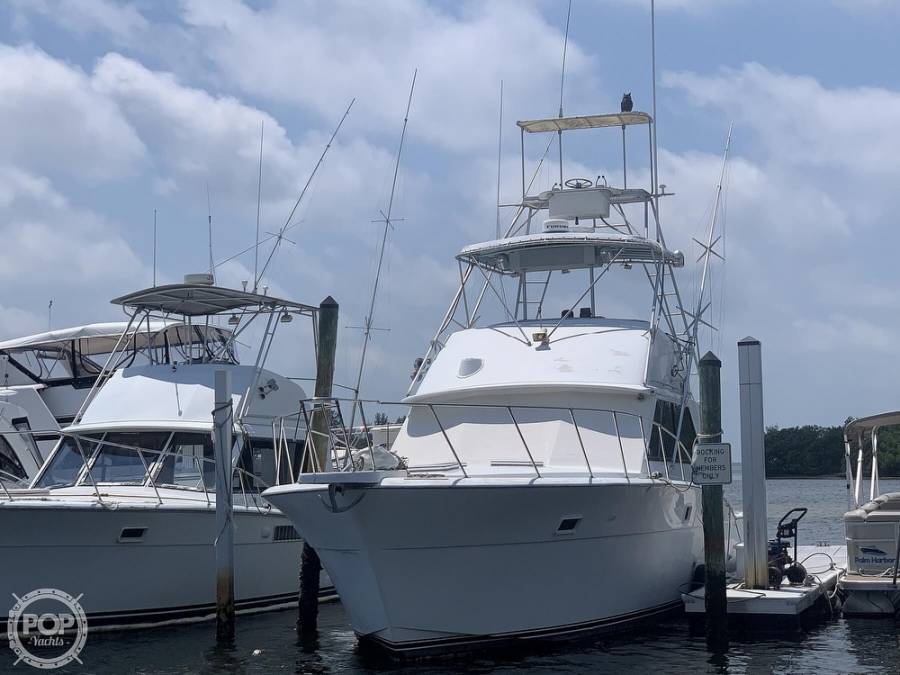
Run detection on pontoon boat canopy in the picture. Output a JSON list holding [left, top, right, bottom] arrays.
[[517, 112, 653, 134], [111, 284, 317, 317], [0, 321, 230, 355], [845, 411, 900, 437], [457, 232, 683, 275]]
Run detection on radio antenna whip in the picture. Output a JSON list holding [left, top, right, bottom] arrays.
[[351, 70, 417, 412], [207, 183, 215, 282], [559, 0, 572, 118], [253, 121, 264, 292], [495, 80, 504, 239], [255, 98, 355, 286], [153, 208, 157, 287]]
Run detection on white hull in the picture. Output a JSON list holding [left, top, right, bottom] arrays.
[[266, 479, 702, 654], [0, 497, 332, 630]]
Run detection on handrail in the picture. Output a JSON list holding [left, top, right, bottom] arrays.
[[612, 411, 631, 485], [293, 396, 693, 484], [0, 475, 12, 501], [893, 528, 900, 588], [428, 404, 469, 479], [3, 427, 288, 511], [508, 406, 541, 478]]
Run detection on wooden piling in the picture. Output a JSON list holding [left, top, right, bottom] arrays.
[[698, 351, 728, 652], [298, 296, 339, 640], [214, 369, 235, 642]]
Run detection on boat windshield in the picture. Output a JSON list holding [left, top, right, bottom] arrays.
[[34, 435, 102, 488], [87, 431, 170, 484], [34, 431, 211, 488], [32, 429, 299, 491]]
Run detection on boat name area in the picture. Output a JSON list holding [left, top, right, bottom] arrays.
[[691, 442, 732, 485]]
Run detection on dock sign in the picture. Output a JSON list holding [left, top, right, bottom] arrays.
[[691, 443, 732, 485]]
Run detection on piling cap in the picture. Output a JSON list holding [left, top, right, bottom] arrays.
[[699, 351, 721, 367], [738, 336, 760, 346], [319, 295, 338, 308]]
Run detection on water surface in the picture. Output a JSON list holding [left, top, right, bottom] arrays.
[[7, 477, 900, 674]]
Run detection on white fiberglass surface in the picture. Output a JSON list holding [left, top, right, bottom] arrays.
[[396, 403, 649, 475], [409, 323, 652, 401]]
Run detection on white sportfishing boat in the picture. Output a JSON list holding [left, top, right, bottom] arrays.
[[265, 107, 708, 654], [842, 412, 900, 614], [0, 321, 232, 464], [0, 278, 333, 630]]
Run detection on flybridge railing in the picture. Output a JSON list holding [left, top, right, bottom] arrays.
[[0, 428, 297, 511], [294, 397, 694, 483]]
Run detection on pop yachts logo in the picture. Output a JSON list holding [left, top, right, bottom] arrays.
[[7, 589, 87, 670]]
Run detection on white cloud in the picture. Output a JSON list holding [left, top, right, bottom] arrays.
[[600, 0, 742, 10], [0, 165, 151, 335], [0, 44, 145, 181], [177, 0, 600, 152], [664, 63, 900, 181], [12, 0, 150, 43]]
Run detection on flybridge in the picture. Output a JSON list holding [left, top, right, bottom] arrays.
[[69, 276, 321, 427], [409, 104, 698, 398], [458, 232, 684, 275]]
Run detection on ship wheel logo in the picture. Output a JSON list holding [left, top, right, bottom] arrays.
[[7, 588, 88, 670]]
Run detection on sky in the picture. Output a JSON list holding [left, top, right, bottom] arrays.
[[1, 0, 899, 447]]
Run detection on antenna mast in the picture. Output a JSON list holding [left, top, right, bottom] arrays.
[[207, 183, 215, 282], [254, 121, 264, 292], [47, 299, 52, 331], [670, 123, 732, 460], [255, 99, 355, 287], [557, 0, 572, 187], [153, 208, 157, 287], [650, 0, 659, 202], [495, 80, 503, 239], [690, 122, 732, 356], [352, 70, 417, 405]]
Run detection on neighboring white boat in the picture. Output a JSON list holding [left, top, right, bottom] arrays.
[[265, 109, 706, 654], [0, 321, 233, 464], [0, 399, 43, 488], [842, 412, 900, 615], [0, 278, 332, 630]]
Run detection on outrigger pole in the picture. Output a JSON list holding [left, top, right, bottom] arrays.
[[350, 70, 417, 420], [672, 123, 732, 462], [210, 99, 355, 277], [253, 99, 355, 287]]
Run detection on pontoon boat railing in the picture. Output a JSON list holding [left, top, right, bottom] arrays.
[[293, 397, 693, 483]]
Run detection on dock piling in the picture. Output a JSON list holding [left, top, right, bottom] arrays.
[[298, 296, 339, 641], [698, 351, 728, 652], [738, 337, 769, 589], [213, 369, 235, 642]]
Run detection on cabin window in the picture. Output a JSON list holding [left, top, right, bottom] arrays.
[[0, 435, 26, 481], [87, 431, 169, 484], [11, 416, 42, 466], [156, 432, 216, 489], [34, 435, 101, 488], [238, 437, 275, 490], [647, 401, 696, 463]]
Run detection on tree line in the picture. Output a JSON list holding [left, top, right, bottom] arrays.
[[764, 421, 900, 477]]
